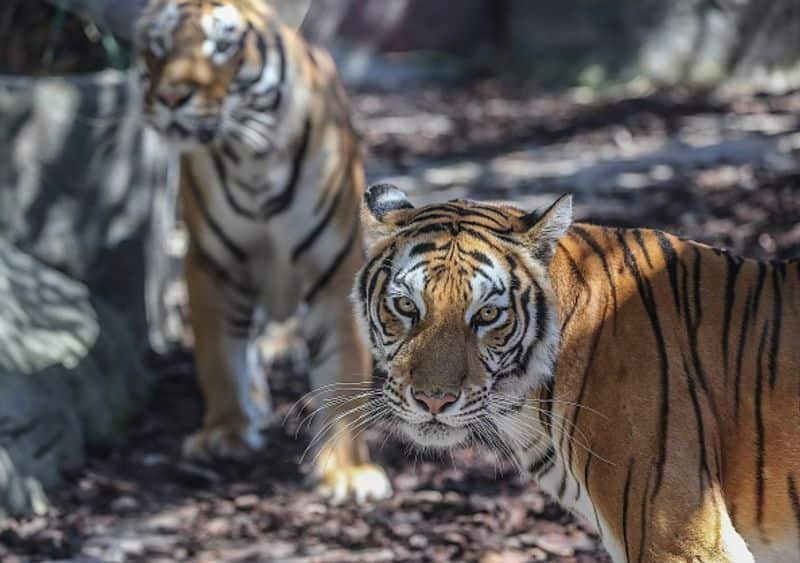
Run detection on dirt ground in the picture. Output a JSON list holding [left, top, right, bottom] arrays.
[[2, 84, 799, 563]]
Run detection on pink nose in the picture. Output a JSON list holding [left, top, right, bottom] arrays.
[[413, 390, 459, 414], [157, 89, 192, 109]]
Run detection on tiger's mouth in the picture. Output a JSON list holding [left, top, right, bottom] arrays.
[[399, 420, 470, 449], [144, 108, 223, 147]]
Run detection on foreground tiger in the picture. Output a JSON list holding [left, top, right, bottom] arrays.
[[354, 184, 800, 561], [133, 0, 391, 502]]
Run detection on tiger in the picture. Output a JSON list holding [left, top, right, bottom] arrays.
[[353, 183, 800, 561], [133, 0, 391, 503]]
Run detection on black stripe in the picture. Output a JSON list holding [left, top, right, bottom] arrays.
[[655, 231, 681, 313], [314, 144, 354, 213], [788, 474, 800, 549], [292, 180, 347, 262], [682, 247, 710, 395], [188, 240, 255, 298], [632, 229, 653, 268], [754, 321, 769, 530], [459, 219, 514, 236], [233, 176, 261, 195], [572, 226, 618, 332], [622, 459, 634, 563], [409, 242, 438, 257], [734, 289, 754, 419], [233, 27, 267, 93], [221, 140, 240, 164], [617, 231, 670, 499], [534, 287, 548, 341], [517, 285, 534, 370], [211, 150, 258, 219], [685, 354, 711, 492], [467, 250, 493, 266], [461, 226, 514, 253], [583, 448, 604, 536], [261, 116, 312, 218], [225, 312, 253, 337], [528, 445, 555, 476], [567, 305, 604, 503], [304, 208, 360, 304], [768, 266, 782, 388], [751, 262, 767, 321], [721, 253, 742, 379], [559, 243, 590, 331], [435, 203, 509, 229], [185, 163, 248, 262], [636, 466, 651, 563], [539, 380, 555, 437], [267, 26, 286, 111]]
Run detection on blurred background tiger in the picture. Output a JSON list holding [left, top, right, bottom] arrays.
[[133, 0, 391, 503], [353, 183, 799, 561]]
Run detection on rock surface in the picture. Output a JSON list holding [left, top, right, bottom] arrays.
[[0, 241, 150, 519], [0, 70, 167, 518]]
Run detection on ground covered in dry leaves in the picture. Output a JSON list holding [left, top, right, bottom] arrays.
[[2, 84, 799, 562]]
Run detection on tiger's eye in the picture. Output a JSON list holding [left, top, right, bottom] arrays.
[[477, 305, 500, 324], [394, 297, 417, 316]]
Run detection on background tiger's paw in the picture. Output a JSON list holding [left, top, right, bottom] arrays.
[[182, 425, 264, 461], [316, 463, 393, 505]]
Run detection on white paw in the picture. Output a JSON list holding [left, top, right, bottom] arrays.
[[316, 463, 393, 505]]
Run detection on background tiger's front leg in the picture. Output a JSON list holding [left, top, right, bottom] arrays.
[[303, 289, 392, 504], [182, 245, 271, 461]]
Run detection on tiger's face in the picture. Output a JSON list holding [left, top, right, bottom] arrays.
[[354, 185, 573, 450], [134, 0, 278, 150]]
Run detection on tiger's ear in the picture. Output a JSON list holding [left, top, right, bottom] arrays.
[[268, 0, 313, 28], [517, 194, 573, 262], [362, 183, 415, 247]]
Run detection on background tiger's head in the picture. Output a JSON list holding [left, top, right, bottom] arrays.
[[353, 184, 573, 450], [133, 0, 303, 150]]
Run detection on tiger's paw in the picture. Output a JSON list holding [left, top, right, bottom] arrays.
[[316, 463, 393, 505], [182, 424, 264, 462]]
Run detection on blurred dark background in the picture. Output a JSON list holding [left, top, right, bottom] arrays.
[[0, 1, 798, 562]]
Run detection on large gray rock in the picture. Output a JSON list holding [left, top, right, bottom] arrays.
[[0, 69, 176, 518], [0, 241, 150, 519], [0, 69, 180, 352]]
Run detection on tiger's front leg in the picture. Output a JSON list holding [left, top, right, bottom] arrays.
[[182, 243, 271, 461], [302, 273, 392, 504]]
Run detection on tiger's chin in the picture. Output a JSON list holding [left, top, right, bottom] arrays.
[[146, 121, 219, 152], [400, 421, 470, 449]]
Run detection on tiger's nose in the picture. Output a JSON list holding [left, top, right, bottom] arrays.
[[413, 389, 459, 414], [157, 89, 193, 109]]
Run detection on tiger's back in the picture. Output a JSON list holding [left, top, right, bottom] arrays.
[[549, 224, 800, 561]]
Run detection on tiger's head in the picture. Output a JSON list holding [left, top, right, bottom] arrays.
[[353, 184, 573, 450], [133, 0, 308, 150]]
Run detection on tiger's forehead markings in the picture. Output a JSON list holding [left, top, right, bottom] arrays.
[[394, 231, 509, 306]]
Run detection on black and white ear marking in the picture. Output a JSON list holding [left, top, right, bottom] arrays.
[[520, 194, 573, 262], [365, 183, 413, 220], [361, 183, 415, 247]]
